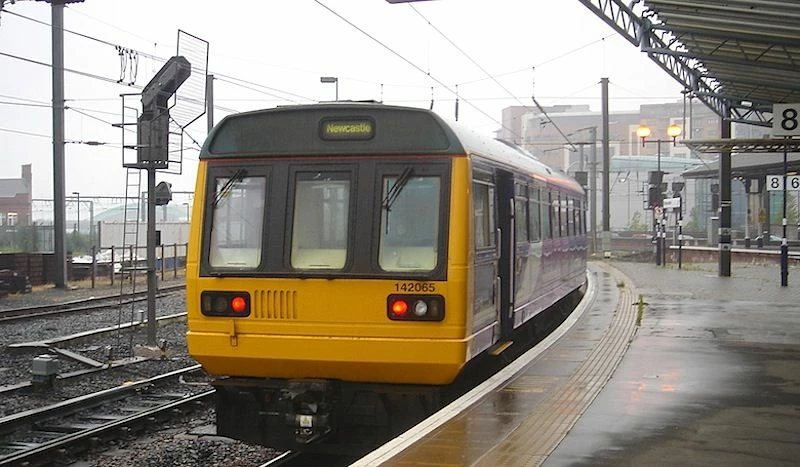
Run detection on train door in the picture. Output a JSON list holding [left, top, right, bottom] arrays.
[[496, 169, 516, 339], [472, 170, 501, 352]]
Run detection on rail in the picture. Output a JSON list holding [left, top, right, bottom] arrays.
[[0, 365, 209, 466]]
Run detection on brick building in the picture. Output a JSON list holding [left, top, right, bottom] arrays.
[[0, 164, 32, 227]]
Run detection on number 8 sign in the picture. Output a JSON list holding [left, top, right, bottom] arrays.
[[773, 104, 800, 136]]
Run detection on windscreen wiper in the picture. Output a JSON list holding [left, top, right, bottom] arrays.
[[381, 167, 414, 212], [212, 169, 247, 208]]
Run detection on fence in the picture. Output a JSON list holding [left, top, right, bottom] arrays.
[[0, 242, 187, 288]]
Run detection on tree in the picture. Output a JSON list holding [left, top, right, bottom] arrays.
[[627, 211, 648, 232], [683, 207, 701, 236]]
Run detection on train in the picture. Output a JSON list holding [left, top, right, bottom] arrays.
[[185, 102, 587, 450]]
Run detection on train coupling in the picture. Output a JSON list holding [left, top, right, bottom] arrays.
[[282, 379, 334, 445]]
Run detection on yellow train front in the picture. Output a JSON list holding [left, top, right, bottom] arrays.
[[186, 103, 587, 450]]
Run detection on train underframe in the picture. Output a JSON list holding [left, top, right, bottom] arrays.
[[213, 376, 443, 453], [212, 287, 583, 452]]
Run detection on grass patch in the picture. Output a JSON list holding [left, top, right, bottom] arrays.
[[636, 294, 645, 326]]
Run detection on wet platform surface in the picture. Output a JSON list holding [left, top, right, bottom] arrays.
[[354, 260, 800, 466], [547, 261, 800, 466]]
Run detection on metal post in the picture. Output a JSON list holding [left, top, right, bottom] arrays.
[[51, 2, 68, 289], [89, 201, 94, 250], [320, 76, 339, 101], [73, 192, 80, 233], [781, 140, 788, 286], [590, 128, 597, 256], [745, 179, 752, 248], [678, 192, 683, 269], [146, 167, 157, 345], [719, 114, 732, 277], [663, 216, 668, 265], [206, 74, 215, 133], [91, 245, 96, 289], [601, 78, 611, 257], [656, 139, 662, 266]]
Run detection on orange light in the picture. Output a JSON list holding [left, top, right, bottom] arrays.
[[230, 296, 247, 313], [391, 299, 409, 316]]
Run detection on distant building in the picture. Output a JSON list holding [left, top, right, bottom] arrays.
[[0, 165, 32, 227], [499, 101, 724, 233]]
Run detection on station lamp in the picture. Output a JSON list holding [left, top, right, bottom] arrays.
[[636, 123, 683, 267], [636, 123, 683, 145], [320, 76, 339, 101]]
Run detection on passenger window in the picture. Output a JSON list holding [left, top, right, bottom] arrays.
[[529, 188, 541, 242], [553, 197, 562, 238], [542, 191, 552, 240], [209, 175, 266, 268], [473, 181, 495, 249], [566, 198, 574, 237], [291, 172, 350, 270], [379, 175, 440, 272], [515, 195, 528, 243]]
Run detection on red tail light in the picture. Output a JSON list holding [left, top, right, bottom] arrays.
[[231, 296, 247, 313], [390, 298, 409, 317]]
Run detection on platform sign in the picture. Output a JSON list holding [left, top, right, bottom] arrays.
[[766, 175, 800, 191], [772, 103, 800, 136], [663, 197, 681, 209]]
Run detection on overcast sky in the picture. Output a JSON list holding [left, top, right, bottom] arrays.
[[0, 0, 683, 202]]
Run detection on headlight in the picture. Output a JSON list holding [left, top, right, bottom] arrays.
[[413, 300, 428, 316]]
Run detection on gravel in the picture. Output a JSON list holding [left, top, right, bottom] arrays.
[[76, 408, 278, 467], [0, 276, 283, 467]]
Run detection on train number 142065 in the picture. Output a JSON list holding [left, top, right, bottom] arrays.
[[394, 282, 436, 293]]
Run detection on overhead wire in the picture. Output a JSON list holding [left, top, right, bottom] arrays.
[[1, 1, 548, 135], [0, 93, 51, 105], [6, 1, 624, 152], [0, 9, 297, 115], [0, 100, 50, 108], [457, 34, 616, 87], [0, 50, 138, 86], [312, 0, 505, 132], [0, 126, 50, 139], [213, 74, 313, 104], [3, 8, 166, 64], [6, 6, 316, 107], [64, 4, 157, 46], [408, 4, 576, 151]]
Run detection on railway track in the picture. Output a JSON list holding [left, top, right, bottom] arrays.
[[0, 284, 185, 323], [0, 365, 210, 466]]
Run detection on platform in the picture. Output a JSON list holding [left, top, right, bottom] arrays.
[[353, 260, 800, 466]]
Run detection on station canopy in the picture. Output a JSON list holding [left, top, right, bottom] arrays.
[[579, 0, 800, 166]]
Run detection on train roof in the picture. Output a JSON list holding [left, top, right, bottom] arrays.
[[200, 102, 582, 192]]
